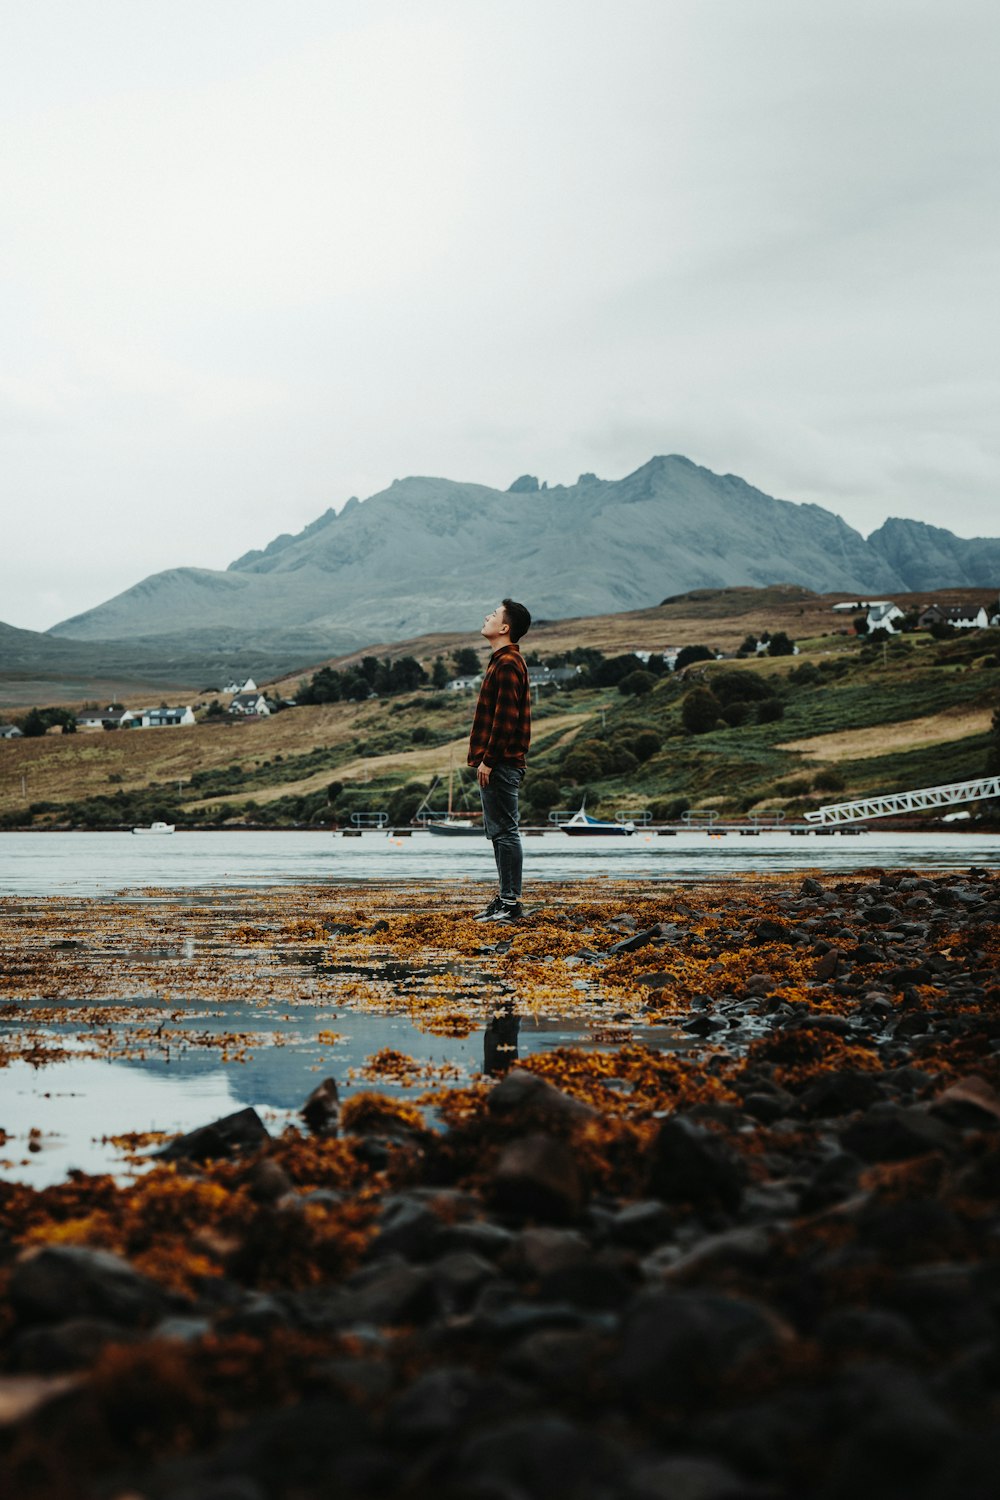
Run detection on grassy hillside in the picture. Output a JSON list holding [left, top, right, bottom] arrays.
[[1, 592, 997, 829]]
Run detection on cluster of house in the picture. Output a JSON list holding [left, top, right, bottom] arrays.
[[446, 663, 591, 692], [832, 599, 998, 635], [447, 653, 682, 693]]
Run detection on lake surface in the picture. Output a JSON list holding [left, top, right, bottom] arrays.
[[2, 827, 998, 897], [3, 826, 996, 1189]]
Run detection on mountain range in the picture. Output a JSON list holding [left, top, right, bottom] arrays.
[[15, 457, 1000, 676]]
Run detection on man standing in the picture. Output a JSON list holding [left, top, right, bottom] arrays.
[[468, 598, 532, 923]]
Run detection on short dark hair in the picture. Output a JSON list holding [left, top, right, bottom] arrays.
[[502, 598, 531, 643]]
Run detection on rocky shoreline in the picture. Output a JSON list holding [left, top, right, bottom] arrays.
[[1, 867, 999, 1499]]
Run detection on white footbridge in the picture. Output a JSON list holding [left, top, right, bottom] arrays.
[[805, 775, 1000, 826]]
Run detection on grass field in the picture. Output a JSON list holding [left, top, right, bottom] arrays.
[[1, 590, 996, 827]]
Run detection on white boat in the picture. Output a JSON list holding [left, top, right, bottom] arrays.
[[131, 821, 175, 836], [562, 805, 634, 837]]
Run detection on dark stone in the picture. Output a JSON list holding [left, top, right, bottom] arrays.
[[486, 1069, 597, 1128], [490, 1134, 585, 1222], [606, 1200, 675, 1251], [743, 1091, 792, 1123], [814, 949, 840, 981], [367, 1194, 443, 1261], [149, 1395, 375, 1498], [10, 1245, 171, 1328], [626, 1455, 774, 1499], [385, 1364, 527, 1442], [799, 1152, 862, 1212], [858, 1197, 961, 1258], [819, 1363, 957, 1500], [637, 971, 674, 988], [243, 1158, 294, 1204], [300, 1077, 340, 1135], [841, 1104, 961, 1162], [886, 965, 933, 987], [929, 1073, 1000, 1129], [647, 1115, 746, 1214], [852, 943, 885, 964], [338, 1257, 434, 1326], [612, 1289, 784, 1403], [888, 1265, 992, 1353], [608, 926, 663, 954], [865, 904, 898, 924], [437, 1219, 518, 1260], [753, 920, 794, 945], [157, 1106, 270, 1163], [798, 1069, 886, 1118], [819, 1305, 925, 1361], [427, 1250, 498, 1315], [10, 1315, 141, 1372], [501, 1328, 605, 1397], [684, 1013, 729, 1036], [450, 1415, 624, 1500]]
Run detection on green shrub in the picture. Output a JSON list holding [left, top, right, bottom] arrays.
[[631, 730, 662, 762], [526, 776, 560, 814], [775, 777, 811, 796], [756, 699, 785, 723], [682, 688, 721, 734], [720, 701, 750, 728], [649, 796, 690, 821], [563, 749, 604, 783], [710, 670, 776, 706], [618, 670, 657, 696], [813, 768, 846, 793], [675, 645, 715, 671]]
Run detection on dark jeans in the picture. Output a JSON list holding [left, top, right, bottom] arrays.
[[479, 763, 524, 903]]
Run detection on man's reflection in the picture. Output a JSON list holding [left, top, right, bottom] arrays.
[[483, 1000, 520, 1076]]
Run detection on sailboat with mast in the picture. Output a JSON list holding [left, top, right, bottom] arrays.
[[423, 750, 483, 836]]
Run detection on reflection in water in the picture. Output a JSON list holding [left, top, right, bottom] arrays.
[[483, 1001, 521, 1076]]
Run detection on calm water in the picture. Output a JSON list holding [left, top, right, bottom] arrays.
[[2, 827, 998, 897], [0, 1000, 689, 1189], [2, 826, 996, 1187]]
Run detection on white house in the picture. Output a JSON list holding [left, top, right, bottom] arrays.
[[225, 677, 258, 695], [866, 601, 904, 634], [918, 603, 990, 631], [139, 706, 196, 728], [0, 724, 22, 739], [76, 706, 137, 730], [229, 692, 271, 717], [446, 675, 482, 692]]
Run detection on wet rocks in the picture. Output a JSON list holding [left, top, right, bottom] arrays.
[[9, 1245, 171, 1329], [300, 1076, 340, 1135], [489, 1133, 585, 1222], [646, 1115, 746, 1214], [3, 867, 1000, 1500], [156, 1105, 270, 1163]]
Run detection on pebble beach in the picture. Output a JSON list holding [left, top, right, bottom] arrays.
[[1, 866, 999, 1499]]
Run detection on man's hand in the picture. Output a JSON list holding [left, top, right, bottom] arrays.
[[476, 762, 492, 788]]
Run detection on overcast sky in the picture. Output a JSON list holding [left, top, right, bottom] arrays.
[[2, 0, 997, 632]]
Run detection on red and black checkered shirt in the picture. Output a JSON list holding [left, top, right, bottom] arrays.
[[467, 646, 531, 770]]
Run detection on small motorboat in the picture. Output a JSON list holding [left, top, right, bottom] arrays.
[[562, 806, 634, 837], [426, 820, 482, 837], [131, 821, 175, 835]]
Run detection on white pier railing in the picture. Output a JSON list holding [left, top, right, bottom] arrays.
[[804, 775, 1000, 826]]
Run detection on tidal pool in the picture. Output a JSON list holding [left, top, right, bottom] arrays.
[[0, 998, 689, 1188]]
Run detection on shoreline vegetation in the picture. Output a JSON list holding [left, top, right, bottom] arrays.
[[1, 868, 999, 1497], [1, 589, 998, 835]]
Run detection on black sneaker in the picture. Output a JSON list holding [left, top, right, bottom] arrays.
[[473, 895, 504, 921], [485, 901, 524, 924]]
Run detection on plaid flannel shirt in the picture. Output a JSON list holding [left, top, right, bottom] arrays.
[[467, 646, 531, 769]]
